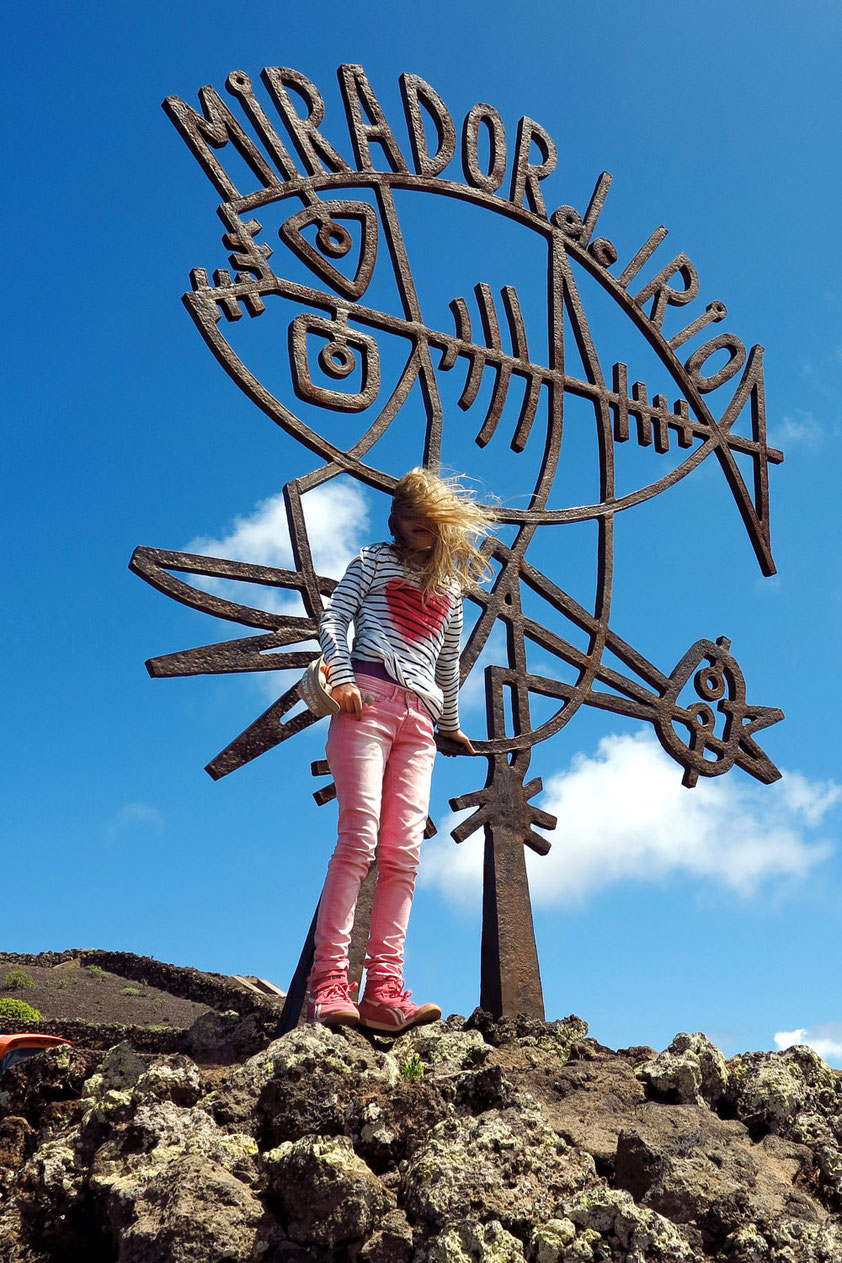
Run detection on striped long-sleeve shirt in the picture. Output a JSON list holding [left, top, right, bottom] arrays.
[[318, 542, 463, 730]]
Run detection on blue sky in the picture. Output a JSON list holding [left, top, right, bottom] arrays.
[[4, 0, 842, 1065]]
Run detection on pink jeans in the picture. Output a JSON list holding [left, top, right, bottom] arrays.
[[311, 674, 437, 985]]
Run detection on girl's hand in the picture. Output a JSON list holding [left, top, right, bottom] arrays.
[[438, 728, 476, 755], [332, 682, 364, 719]]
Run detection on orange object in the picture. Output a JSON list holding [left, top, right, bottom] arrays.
[[0, 1034, 74, 1076]]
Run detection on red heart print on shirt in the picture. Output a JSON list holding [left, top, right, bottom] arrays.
[[385, 580, 451, 642]]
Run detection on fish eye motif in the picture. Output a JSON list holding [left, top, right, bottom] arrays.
[[289, 313, 380, 412]]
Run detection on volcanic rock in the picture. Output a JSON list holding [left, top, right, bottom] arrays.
[[1, 1011, 841, 1262]]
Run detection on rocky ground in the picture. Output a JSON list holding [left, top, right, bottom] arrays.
[[1, 957, 842, 1261]]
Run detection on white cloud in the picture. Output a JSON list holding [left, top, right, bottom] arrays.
[[181, 479, 373, 700], [421, 731, 838, 908], [185, 478, 372, 611], [188, 494, 292, 570], [776, 770, 841, 826], [768, 409, 824, 448], [774, 1024, 842, 1067], [106, 802, 164, 841], [419, 806, 483, 908]]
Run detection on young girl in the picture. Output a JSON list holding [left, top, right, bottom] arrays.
[[307, 468, 495, 1033]]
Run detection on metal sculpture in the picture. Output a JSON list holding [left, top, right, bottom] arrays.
[[131, 63, 784, 1023]]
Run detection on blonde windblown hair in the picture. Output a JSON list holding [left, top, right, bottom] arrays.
[[388, 468, 497, 595]]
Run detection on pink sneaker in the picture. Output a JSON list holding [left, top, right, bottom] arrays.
[[306, 976, 360, 1027], [357, 976, 441, 1033]]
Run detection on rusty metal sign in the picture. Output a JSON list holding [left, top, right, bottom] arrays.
[[131, 63, 783, 1024]]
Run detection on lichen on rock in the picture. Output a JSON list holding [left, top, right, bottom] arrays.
[[133, 1054, 202, 1107], [724, 1043, 842, 1215], [561, 1187, 701, 1261], [467, 1010, 589, 1061], [725, 1045, 842, 1136], [264, 1132, 393, 1246], [530, 1217, 577, 1262], [392, 1024, 489, 1072], [107, 1153, 264, 1263], [251, 1023, 401, 1149], [401, 1099, 597, 1234], [425, 1218, 526, 1261], [637, 1031, 728, 1106]]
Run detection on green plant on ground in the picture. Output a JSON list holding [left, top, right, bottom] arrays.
[[399, 1053, 424, 1082], [121, 987, 141, 997], [85, 965, 106, 979], [0, 998, 42, 1023], [2, 968, 34, 991], [54, 977, 71, 990]]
